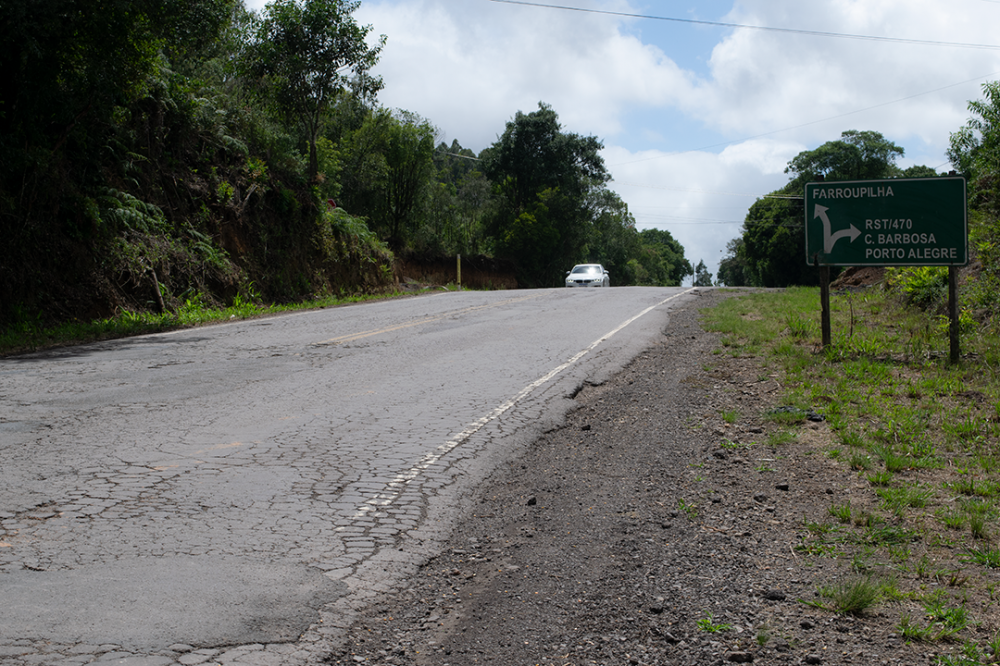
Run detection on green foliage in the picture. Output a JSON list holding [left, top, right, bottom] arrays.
[[716, 237, 750, 286], [696, 613, 731, 633], [693, 260, 713, 286], [785, 129, 905, 190], [726, 130, 913, 288], [585, 189, 642, 284], [886, 267, 949, 308], [482, 103, 611, 287], [0, 0, 695, 333], [815, 575, 884, 616], [338, 109, 437, 248], [240, 0, 385, 180], [633, 228, 692, 286], [738, 193, 815, 287]]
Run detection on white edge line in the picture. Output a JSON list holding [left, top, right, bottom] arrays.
[[344, 288, 696, 520]]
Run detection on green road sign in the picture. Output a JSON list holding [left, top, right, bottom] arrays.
[[805, 177, 967, 266]]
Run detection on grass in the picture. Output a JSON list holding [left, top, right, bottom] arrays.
[[0, 289, 413, 356], [813, 575, 885, 616], [701, 286, 1000, 647]]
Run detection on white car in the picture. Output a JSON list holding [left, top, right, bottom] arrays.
[[565, 264, 610, 288]]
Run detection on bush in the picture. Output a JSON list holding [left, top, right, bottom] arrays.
[[886, 267, 948, 308]]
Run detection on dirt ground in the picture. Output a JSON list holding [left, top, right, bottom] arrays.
[[323, 289, 964, 666]]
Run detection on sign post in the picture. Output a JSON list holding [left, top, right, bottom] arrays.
[[804, 177, 968, 359]]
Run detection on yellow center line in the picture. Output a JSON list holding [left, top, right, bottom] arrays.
[[311, 294, 542, 346]]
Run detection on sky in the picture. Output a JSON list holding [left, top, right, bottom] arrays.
[[244, 0, 1000, 282]]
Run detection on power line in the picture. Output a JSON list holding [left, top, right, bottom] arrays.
[[608, 70, 1000, 168], [486, 0, 1000, 50]]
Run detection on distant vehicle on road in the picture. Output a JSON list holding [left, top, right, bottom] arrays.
[[565, 264, 610, 288]]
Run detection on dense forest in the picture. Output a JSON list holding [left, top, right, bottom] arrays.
[[718, 98, 1000, 323], [0, 0, 694, 333]]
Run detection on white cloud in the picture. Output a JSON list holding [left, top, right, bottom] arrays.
[[355, 0, 696, 149], [698, 0, 1000, 150]]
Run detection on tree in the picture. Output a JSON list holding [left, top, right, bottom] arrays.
[[785, 129, 904, 190], [338, 109, 437, 248], [948, 80, 1000, 317], [242, 0, 385, 181], [736, 130, 908, 287], [382, 111, 437, 246], [481, 103, 609, 286], [586, 190, 640, 284], [950, 80, 1000, 216], [716, 237, 750, 287], [693, 260, 713, 287], [739, 193, 815, 287], [634, 228, 691, 286]]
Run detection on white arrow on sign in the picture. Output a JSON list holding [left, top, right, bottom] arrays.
[[815, 204, 860, 254]]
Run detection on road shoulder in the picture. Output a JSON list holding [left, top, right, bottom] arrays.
[[327, 289, 925, 666]]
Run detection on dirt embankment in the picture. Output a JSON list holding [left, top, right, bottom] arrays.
[[396, 255, 518, 291]]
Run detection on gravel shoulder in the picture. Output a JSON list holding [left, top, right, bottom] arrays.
[[326, 289, 935, 666]]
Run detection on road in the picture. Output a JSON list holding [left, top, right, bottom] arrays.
[[0, 286, 695, 665]]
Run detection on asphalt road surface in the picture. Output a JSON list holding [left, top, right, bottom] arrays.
[[0, 286, 695, 665]]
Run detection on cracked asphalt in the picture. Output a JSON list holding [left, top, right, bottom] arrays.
[[0, 287, 696, 666]]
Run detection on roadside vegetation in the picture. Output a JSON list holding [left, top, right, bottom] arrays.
[[0, 287, 439, 356], [703, 282, 1000, 663], [1, 0, 696, 343]]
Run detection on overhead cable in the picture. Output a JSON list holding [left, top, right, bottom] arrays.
[[486, 0, 1000, 50]]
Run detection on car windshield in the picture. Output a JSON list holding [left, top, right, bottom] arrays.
[[571, 265, 600, 274]]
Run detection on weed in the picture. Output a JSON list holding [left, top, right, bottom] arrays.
[[696, 612, 731, 633], [944, 414, 984, 442], [795, 540, 842, 557], [829, 502, 853, 524], [721, 409, 739, 424], [969, 513, 988, 540], [900, 593, 972, 643], [785, 314, 814, 340], [851, 549, 875, 573], [678, 499, 698, 520], [853, 511, 881, 528], [962, 546, 1000, 568], [876, 485, 934, 518], [914, 554, 935, 578], [849, 452, 873, 471], [899, 614, 937, 642], [864, 523, 918, 546], [839, 430, 866, 448], [872, 445, 910, 473], [924, 596, 972, 639], [766, 430, 797, 447], [816, 575, 882, 616], [949, 476, 1000, 498], [804, 520, 835, 535], [866, 471, 894, 486], [933, 640, 983, 665], [937, 505, 968, 530], [989, 631, 1000, 659]]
